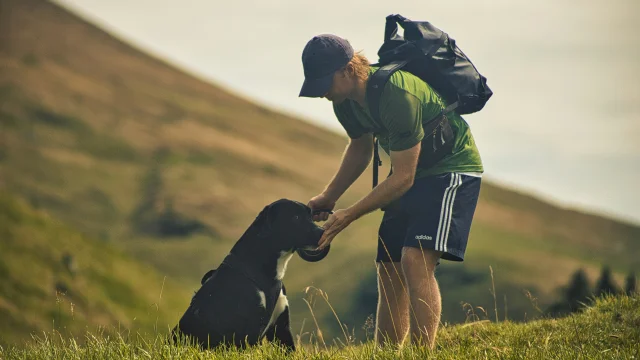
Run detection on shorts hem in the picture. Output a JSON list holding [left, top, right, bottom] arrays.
[[375, 242, 466, 263]]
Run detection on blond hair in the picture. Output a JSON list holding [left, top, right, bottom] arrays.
[[344, 51, 370, 82]]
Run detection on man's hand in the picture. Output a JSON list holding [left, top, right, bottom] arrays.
[[314, 142, 421, 249], [317, 208, 355, 249], [308, 193, 336, 222]]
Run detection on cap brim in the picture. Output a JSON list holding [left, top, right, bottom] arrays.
[[298, 73, 334, 98]]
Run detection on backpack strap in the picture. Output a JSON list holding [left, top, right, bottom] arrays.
[[366, 61, 408, 123], [367, 61, 406, 189], [372, 137, 380, 188], [366, 63, 459, 189], [338, 98, 384, 189], [423, 102, 459, 135]]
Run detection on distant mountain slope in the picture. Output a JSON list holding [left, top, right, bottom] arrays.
[[1, 0, 638, 345], [0, 192, 190, 346]]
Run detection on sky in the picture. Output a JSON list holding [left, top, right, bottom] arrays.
[[53, 0, 640, 224]]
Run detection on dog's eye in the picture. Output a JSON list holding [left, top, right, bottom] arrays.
[[294, 215, 300, 221]]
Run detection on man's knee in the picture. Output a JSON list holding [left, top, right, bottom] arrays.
[[377, 262, 406, 298], [401, 247, 443, 273], [377, 261, 405, 283]]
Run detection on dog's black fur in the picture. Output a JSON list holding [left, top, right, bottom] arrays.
[[171, 199, 327, 351]]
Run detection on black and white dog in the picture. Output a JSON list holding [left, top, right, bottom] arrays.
[[172, 199, 330, 351]]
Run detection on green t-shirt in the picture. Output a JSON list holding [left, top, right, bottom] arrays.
[[333, 67, 484, 179]]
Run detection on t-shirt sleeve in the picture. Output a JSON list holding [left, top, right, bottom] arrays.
[[333, 101, 368, 139], [378, 87, 424, 151]]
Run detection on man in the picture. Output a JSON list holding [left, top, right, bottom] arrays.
[[299, 34, 483, 349]]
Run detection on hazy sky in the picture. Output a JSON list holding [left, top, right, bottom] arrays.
[[53, 0, 640, 224]]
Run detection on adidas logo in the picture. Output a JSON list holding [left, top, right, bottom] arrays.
[[415, 235, 433, 241]]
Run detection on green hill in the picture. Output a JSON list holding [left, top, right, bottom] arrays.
[[1, 0, 638, 345], [0, 192, 189, 346]]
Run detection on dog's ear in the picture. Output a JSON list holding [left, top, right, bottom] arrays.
[[296, 246, 330, 262], [255, 204, 276, 235], [200, 269, 217, 285]]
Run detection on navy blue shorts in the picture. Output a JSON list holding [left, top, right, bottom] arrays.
[[376, 172, 482, 263]]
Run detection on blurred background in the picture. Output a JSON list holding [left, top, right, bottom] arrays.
[[0, 0, 638, 347]]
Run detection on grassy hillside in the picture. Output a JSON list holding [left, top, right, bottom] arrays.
[[1, 0, 639, 346], [1, 295, 638, 359], [0, 192, 190, 346]]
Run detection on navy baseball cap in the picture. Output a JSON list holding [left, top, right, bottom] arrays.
[[299, 34, 354, 98]]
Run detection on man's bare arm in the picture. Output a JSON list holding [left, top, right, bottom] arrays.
[[316, 141, 420, 248], [346, 141, 420, 219], [323, 133, 374, 201]]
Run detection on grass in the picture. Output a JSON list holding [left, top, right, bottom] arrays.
[[0, 192, 190, 346], [2, 0, 640, 349], [1, 295, 638, 359]]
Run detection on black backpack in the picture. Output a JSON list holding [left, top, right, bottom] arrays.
[[367, 14, 493, 188]]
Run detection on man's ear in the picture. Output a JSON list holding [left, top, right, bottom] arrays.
[[341, 64, 351, 78]]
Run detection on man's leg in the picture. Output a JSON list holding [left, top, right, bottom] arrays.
[[401, 247, 443, 349], [375, 261, 409, 347], [374, 207, 410, 347], [390, 172, 481, 348]]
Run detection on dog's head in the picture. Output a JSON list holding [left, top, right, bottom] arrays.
[[251, 199, 330, 262]]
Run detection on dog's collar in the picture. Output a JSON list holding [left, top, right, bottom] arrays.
[[221, 253, 281, 293]]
